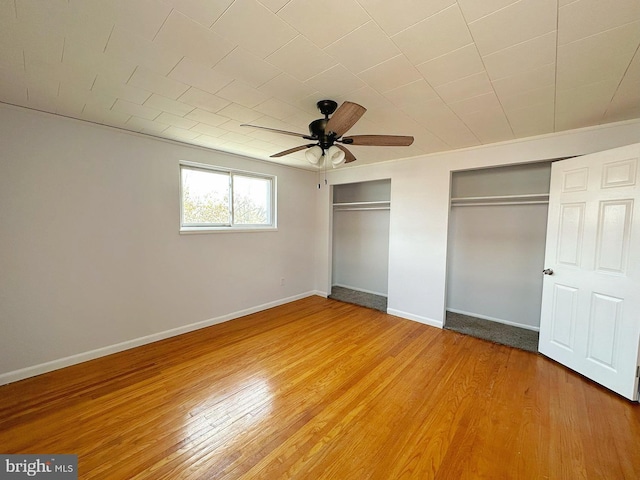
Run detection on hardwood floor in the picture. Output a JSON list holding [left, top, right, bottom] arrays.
[[1, 296, 639, 479]]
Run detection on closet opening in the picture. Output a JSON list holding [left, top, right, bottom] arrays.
[[329, 179, 391, 312], [445, 162, 552, 351]]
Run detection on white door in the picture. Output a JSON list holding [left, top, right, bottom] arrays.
[[539, 143, 640, 401]]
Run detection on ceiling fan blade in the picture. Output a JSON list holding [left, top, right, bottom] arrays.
[[270, 144, 316, 158], [342, 135, 414, 146], [335, 145, 356, 163], [241, 124, 313, 139], [325, 101, 366, 137]]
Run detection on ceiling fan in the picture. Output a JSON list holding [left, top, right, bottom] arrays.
[[241, 100, 414, 167]]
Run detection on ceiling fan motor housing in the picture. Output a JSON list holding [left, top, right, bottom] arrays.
[[308, 118, 332, 150]]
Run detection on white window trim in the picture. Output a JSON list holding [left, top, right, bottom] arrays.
[[179, 161, 277, 233]]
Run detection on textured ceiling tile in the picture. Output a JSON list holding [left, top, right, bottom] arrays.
[[435, 72, 493, 103], [357, 0, 456, 36], [499, 85, 555, 112], [277, 0, 370, 49], [112, 0, 172, 41], [125, 116, 169, 134], [154, 10, 234, 67], [15, 0, 68, 24], [128, 68, 190, 100], [2, 0, 640, 168], [259, 0, 290, 13], [217, 102, 264, 123], [163, 125, 201, 141], [505, 101, 555, 137], [93, 74, 151, 105], [20, 28, 64, 68], [491, 63, 556, 98], [177, 88, 230, 113], [334, 86, 394, 112], [416, 44, 483, 87], [459, 107, 514, 144], [143, 94, 195, 117], [190, 122, 226, 137], [254, 98, 304, 120], [448, 92, 503, 116], [358, 55, 422, 93], [168, 57, 233, 96], [305, 65, 366, 98], [402, 97, 480, 147], [185, 108, 228, 127], [80, 104, 131, 127], [392, 4, 472, 64], [159, 0, 233, 28], [0, 66, 27, 105], [212, 0, 298, 58], [56, 83, 92, 117], [104, 27, 183, 76], [216, 80, 270, 109], [324, 21, 400, 74], [112, 98, 160, 120], [0, 21, 24, 71], [266, 36, 337, 82], [558, 0, 640, 45], [469, 0, 557, 56], [456, 0, 520, 23], [219, 131, 254, 144], [482, 32, 557, 81], [555, 79, 620, 130], [155, 112, 198, 130], [258, 73, 319, 103], [384, 80, 439, 109], [556, 22, 640, 90], [213, 47, 281, 88]]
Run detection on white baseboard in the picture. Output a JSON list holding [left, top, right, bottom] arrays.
[[313, 290, 329, 298], [331, 283, 388, 297], [387, 309, 443, 328], [0, 291, 319, 386], [446, 308, 540, 332]]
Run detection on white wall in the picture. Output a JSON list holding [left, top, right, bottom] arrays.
[[447, 204, 549, 329], [0, 105, 318, 383], [316, 119, 640, 327], [332, 209, 390, 296]]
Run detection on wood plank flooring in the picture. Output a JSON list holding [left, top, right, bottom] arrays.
[[1, 296, 639, 479]]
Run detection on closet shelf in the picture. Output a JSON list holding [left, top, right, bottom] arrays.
[[333, 200, 390, 211], [451, 193, 549, 206], [333, 201, 390, 207]]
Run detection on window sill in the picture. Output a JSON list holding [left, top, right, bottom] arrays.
[[180, 226, 278, 234]]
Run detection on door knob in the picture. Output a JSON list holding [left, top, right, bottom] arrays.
[[543, 268, 554, 275]]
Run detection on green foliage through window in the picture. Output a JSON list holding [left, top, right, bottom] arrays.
[[181, 164, 275, 230]]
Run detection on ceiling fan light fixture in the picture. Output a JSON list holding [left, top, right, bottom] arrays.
[[327, 145, 346, 168], [305, 145, 323, 165]]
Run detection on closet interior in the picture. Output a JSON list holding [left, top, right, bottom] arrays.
[[446, 162, 552, 350], [330, 179, 391, 312]]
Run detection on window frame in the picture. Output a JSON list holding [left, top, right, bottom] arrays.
[[179, 161, 277, 233]]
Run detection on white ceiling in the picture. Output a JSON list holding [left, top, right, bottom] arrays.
[[1, 0, 639, 169]]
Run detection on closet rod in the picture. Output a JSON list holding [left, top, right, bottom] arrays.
[[451, 200, 549, 207], [333, 207, 391, 211]]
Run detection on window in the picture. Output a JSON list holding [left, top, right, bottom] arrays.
[[180, 163, 276, 232]]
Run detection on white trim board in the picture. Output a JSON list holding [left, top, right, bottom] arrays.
[[0, 292, 319, 386], [445, 308, 540, 332], [387, 309, 443, 328]]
